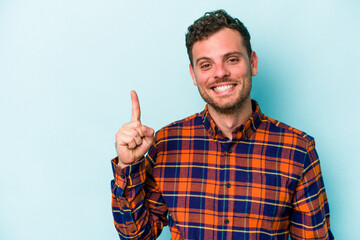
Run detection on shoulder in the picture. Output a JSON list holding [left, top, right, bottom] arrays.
[[260, 113, 315, 151], [154, 111, 203, 142], [164, 112, 202, 129]]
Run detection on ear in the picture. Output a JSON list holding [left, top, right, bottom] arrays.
[[189, 64, 197, 86], [250, 51, 259, 76]]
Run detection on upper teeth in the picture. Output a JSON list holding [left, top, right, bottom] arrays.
[[214, 84, 234, 92]]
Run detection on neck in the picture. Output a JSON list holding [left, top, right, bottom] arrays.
[[208, 98, 253, 139]]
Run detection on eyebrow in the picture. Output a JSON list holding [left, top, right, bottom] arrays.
[[195, 57, 211, 66], [195, 51, 244, 66], [224, 51, 243, 58]]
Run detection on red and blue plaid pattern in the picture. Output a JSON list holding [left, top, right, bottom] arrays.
[[111, 100, 333, 239]]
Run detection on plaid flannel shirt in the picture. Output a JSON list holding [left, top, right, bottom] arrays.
[[111, 100, 333, 240]]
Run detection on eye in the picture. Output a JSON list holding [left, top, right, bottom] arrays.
[[200, 63, 211, 70], [227, 57, 239, 63]]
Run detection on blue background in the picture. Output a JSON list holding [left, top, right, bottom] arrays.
[[1, 0, 359, 239]]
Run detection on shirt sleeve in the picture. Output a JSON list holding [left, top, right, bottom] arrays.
[[111, 145, 168, 240], [290, 139, 334, 240]]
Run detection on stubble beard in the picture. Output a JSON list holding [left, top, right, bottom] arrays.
[[197, 77, 252, 115]]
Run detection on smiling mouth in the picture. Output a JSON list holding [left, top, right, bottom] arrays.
[[213, 84, 236, 92]]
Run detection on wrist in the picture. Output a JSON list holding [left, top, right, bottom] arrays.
[[117, 161, 130, 169], [117, 156, 144, 169]]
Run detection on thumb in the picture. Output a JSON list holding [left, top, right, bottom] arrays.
[[141, 125, 154, 140]]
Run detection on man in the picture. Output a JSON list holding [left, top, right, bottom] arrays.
[[111, 10, 334, 240]]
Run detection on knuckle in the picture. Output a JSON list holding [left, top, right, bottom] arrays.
[[130, 129, 138, 137], [116, 129, 125, 138], [115, 131, 121, 139]]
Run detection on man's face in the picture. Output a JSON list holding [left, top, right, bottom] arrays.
[[189, 28, 258, 115]]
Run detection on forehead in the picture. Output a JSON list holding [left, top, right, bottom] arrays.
[[192, 28, 246, 62]]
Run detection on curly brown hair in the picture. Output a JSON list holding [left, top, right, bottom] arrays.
[[185, 9, 252, 66]]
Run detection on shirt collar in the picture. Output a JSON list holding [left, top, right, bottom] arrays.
[[200, 100, 263, 141]]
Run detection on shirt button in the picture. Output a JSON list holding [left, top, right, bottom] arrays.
[[130, 173, 134, 178], [227, 149, 232, 153], [120, 175, 125, 179], [226, 183, 231, 188], [224, 220, 229, 225]]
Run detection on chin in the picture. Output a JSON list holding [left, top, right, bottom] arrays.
[[207, 93, 251, 115], [210, 103, 242, 115]]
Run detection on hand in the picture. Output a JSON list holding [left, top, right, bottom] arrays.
[[115, 90, 155, 168]]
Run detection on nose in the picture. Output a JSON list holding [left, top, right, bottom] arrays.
[[214, 63, 230, 79]]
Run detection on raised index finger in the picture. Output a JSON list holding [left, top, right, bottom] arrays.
[[131, 90, 141, 122]]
